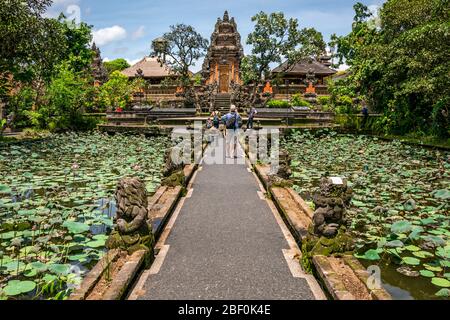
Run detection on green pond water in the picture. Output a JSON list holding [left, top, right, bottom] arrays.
[[282, 129, 450, 300], [0, 132, 170, 300]]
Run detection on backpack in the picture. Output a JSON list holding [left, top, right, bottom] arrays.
[[213, 115, 220, 125], [226, 113, 237, 129]]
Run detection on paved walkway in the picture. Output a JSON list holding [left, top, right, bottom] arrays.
[[131, 143, 324, 300]]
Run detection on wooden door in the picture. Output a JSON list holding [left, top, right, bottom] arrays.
[[219, 65, 230, 93]]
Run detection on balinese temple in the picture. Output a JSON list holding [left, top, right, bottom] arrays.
[[121, 56, 177, 85], [91, 43, 108, 85], [271, 56, 337, 89], [201, 11, 244, 93]]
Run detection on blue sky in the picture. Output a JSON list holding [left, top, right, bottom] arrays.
[[48, 0, 385, 71]]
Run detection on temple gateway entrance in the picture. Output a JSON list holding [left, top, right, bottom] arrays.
[[219, 65, 230, 93], [201, 11, 244, 96]]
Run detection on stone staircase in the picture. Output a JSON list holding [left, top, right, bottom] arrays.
[[214, 93, 231, 114]]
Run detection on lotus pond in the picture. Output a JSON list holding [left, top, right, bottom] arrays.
[[282, 129, 450, 300], [0, 132, 170, 300]]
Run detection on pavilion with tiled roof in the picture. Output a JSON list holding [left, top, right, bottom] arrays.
[[121, 56, 178, 84], [271, 57, 337, 86]]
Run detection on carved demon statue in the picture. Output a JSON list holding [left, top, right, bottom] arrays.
[[312, 177, 353, 238], [230, 82, 272, 111], [106, 177, 154, 257], [115, 177, 150, 234]]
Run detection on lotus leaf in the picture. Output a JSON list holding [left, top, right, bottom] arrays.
[[391, 221, 413, 234], [402, 257, 421, 266], [419, 270, 435, 278], [3, 280, 36, 296], [431, 277, 450, 288], [62, 221, 90, 234]]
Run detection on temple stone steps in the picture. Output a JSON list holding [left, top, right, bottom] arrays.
[[214, 93, 231, 114]]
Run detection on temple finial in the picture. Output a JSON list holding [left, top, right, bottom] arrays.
[[223, 10, 229, 21]]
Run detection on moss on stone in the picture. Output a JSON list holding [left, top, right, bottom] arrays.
[[301, 227, 354, 271], [106, 230, 155, 267], [162, 170, 186, 187]]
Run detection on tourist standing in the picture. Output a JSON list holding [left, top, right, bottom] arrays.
[[221, 105, 242, 158], [206, 117, 213, 129], [361, 102, 369, 129], [247, 106, 257, 129], [212, 111, 220, 129]]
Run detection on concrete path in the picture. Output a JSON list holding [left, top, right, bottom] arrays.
[[130, 143, 324, 300]]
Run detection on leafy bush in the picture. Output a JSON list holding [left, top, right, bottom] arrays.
[[22, 62, 96, 132], [318, 96, 331, 106], [98, 71, 143, 111], [266, 99, 291, 108], [7, 86, 38, 128], [291, 94, 310, 107], [334, 95, 358, 114]]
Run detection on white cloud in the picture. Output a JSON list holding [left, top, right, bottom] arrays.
[[126, 58, 142, 66], [368, 5, 380, 17], [132, 26, 146, 40], [92, 26, 127, 46]]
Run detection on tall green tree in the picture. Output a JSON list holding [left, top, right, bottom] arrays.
[[103, 59, 130, 75], [331, 0, 450, 137], [151, 24, 208, 86], [240, 56, 260, 85], [59, 15, 94, 73], [246, 12, 301, 82], [246, 11, 326, 82], [25, 60, 95, 131], [0, 0, 66, 84]]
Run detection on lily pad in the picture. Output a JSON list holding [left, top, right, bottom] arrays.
[[48, 264, 70, 275], [360, 249, 381, 261], [391, 221, 413, 234], [433, 189, 450, 200], [419, 270, 435, 278], [435, 288, 450, 297], [62, 221, 90, 234], [386, 240, 404, 248], [431, 277, 450, 288], [0, 184, 11, 194], [3, 280, 36, 296], [402, 257, 421, 266]]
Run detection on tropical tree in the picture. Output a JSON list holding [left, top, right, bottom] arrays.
[[240, 56, 260, 85], [103, 59, 130, 75], [246, 11, 327, 83], [98, 71, 143, 110], [24, 61, 95, 131], [0, 0, 66, 84], [151, 24, 208, 86], [330, 0, 450, 137]]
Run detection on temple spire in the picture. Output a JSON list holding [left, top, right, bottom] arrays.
[[91, 42, 108, 85], [223, 10, 229, 22]]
